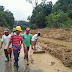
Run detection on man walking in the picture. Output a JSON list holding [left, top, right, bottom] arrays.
[[22, 28, 32, 62], [7, 26, 26, 72], [0, 28, 12, 62]]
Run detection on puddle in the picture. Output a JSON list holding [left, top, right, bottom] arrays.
[[30, 49, 72, 72], [39, 37, 72, 47]]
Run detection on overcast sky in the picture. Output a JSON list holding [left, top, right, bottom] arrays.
[[0, 0, 58, 21]]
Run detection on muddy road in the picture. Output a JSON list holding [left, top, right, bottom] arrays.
[[0, 39, 42, 72], [0, 47, 42, 72], [0, 37, 72, 72]]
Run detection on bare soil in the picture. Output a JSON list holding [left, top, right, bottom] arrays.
[[38, 39, 72, 69], [0, 26, 72, 70], [29, 28, 72, 69], [0, 26, 11, 38], [30, 28, 72, 42]]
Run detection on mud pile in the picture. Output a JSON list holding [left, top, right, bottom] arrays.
[[0, 26, 11, 38], [38, 39, 72, 68], [0, 27, 5, 38], [30, 28, 72, 42]]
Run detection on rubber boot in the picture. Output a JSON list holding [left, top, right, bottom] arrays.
[[27, 56, 28, 62], [5, 56, 9, 62], [24, 55, 25, 59], [5, 59, 9, 62], [15, 61, 18, 71], [14, 62, 15, 66], [25, 55, 28, 62]]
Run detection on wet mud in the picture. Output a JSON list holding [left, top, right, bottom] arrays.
[[0, 43, 42, 72], [0, 27, 72, 72], [38, 38, 72, 69]]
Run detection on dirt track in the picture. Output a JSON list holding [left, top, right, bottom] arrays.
[[0, 42, 72, 72], [0, 27, 72, 71], [0, 39, 42, 72], [29, 28, 72, 69], [30, 48, 72, 72]]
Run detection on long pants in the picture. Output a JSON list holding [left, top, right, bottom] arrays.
[[13, 50, 20, 62], [13, 50, 20, 71], [4, 49, 12, 60]]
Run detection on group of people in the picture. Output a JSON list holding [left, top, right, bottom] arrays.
[[0, 26, 40, 72]]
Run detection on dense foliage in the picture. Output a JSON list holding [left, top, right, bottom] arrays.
[[27, 1, 52, 29], [0, 5, 29, 30], [1, 0, 72, 30], [0, 6, 15, 29], [27, 0, 72, 29], [14, 21, 29, 30]]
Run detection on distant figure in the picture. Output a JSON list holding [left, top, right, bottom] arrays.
[[12, 28, 16, 33], [31, 33, 40, 51], [7, 26, 26, 72], [0, 28, 12, 62], [22, 28, 32, 62]]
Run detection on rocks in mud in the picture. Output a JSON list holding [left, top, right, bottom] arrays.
[[62, 51, 72, 67], [55, 69, 60, 71], [48, 62, 55, 66]]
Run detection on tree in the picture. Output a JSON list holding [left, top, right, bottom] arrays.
[[26, 0, 38, 7], [26, 0, 47, 7], [0, 5, 15, 29], [4, 10, 15, 29], [15, 20, 29, 29], [27, 0, 72, 29], [46, 11, 70, 28], [28, 1, 52, 29], [52, 0, 72, 13], [0, 6, 4, 11], [0, 12, 8, 27]]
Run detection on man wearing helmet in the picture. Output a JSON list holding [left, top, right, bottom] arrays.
[[7, 26, 26, 72], [0, 28, 12, 62]]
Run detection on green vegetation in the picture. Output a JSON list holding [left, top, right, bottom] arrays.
[[27, 0, 72, 29], [46, 10, 72, 28], [0, 6, 14, 29], [0, 0, 72, 30], [14, 21, 29, 30], [0, 6, 29, 30]]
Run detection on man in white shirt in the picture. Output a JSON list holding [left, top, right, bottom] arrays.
[[31, 33, 40, 50], [0, 28, 12, 62]]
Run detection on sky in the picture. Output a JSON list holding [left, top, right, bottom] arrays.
[[0, 0, 58, 21]]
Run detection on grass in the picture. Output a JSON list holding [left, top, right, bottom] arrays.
[[45, 27, 49, 30]]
